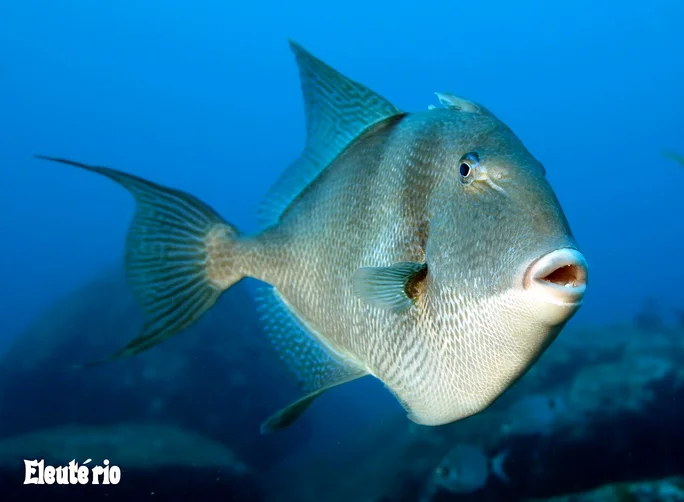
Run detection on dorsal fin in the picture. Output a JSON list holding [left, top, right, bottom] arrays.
[[257, 40, 403, 228], [429, 92, 498, 119]]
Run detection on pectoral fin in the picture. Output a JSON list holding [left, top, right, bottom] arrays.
[[352, 262, 428, 313]]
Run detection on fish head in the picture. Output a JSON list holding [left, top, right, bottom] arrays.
[[404, 110, 588, 425], [427, 112, 588, 324]]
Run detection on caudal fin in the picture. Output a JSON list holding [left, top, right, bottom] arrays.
[[35, 155, 244, 364], [491, 449, 511, 484]]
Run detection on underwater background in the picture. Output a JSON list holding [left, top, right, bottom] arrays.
[[1, 0, 683, 500]]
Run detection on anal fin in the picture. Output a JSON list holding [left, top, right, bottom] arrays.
[[256, 286, 367, 433]]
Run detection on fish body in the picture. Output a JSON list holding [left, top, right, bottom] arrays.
[[422, 443, 509, 499], [35, 40, 588, 432]]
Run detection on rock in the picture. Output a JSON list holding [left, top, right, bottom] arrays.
[[0, 423, 250, 473], [0, 423, 265, 501], [7, 264, 684, 502], [527, 476, 684, 502], [264, 322, 684, 502], [0, 265, 308, 472]]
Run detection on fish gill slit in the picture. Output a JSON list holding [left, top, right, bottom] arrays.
[[404, 265, 428, 300]]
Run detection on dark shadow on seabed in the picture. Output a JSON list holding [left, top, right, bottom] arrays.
[[0, 465, 263, 501], [0, 264, 314, 501], [263, 313, 684, 502]]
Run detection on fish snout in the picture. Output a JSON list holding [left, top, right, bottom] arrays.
[[523, 248, 588, 307]]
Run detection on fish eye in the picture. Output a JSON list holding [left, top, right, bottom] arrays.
[[458, 152, 479, 184], [437, 466, 449, 477]]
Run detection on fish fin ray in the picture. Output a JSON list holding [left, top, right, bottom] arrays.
[[434, 92, 484, 113], [257, 40, 403, 228], [256, 286, 367, 431], [431, 92, 500, 118], [35, 155, 243, 363], [260, 389, 324, 434], [352, 262, 428, 313]]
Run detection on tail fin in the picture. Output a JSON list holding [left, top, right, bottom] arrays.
[[491, 449, 511, 484], [35, 155, 243, 364]]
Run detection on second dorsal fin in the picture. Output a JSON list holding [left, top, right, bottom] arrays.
[[257, 40, 403, 227]]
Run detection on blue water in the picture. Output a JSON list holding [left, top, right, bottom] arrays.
[[0, 0, 683, 499]]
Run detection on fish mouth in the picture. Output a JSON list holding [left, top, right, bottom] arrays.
[[523, 248, 588, 306]]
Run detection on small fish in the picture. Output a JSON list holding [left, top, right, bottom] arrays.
[[34, 40, 588, 433], [662, 149, 684, 167], [422, 443, 510, 499], [501, 391, 572, 437]]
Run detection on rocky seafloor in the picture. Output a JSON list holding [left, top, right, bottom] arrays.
[[265, 311, 684, 501], [0, 266, 682, 501]]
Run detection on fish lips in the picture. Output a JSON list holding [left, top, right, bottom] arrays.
[[523, 248, 588, 307]]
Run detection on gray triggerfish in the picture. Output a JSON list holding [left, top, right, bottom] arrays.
[[35, 40, 589, 433]]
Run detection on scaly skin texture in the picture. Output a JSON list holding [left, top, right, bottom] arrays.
[[212, 107, 580, 426]]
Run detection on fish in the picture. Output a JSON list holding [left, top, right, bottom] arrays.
[[421, 443, 510, 499], [500, 390, 575, 437], [662, 149, 684, 167], [34, 39, 589, 433]]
